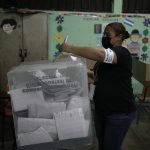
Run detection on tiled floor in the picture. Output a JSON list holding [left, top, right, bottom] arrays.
[[1, 111, 150, 150], [122, 121, 150, 150]]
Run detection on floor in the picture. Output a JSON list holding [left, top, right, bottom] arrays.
[[0, 106, 150, 150]]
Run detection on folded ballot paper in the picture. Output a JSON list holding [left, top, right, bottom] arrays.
[[9, 88, 45, 112], [17, 117, 58, 145], [28, 102, 66, 118], [18, 127, 53, 146], [54, 108, 89, 140], [67, 96, 90, 119], [17, 117, 56, 134]]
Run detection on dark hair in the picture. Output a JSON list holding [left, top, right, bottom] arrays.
[[0, 19, 17, 29], [105, 22, 129, 40], [131, 29, 139, 35]]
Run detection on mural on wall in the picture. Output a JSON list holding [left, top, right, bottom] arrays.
[[127, 29, 141, 59], [140, 17, 150, 62], [141, 27, 149, 61], [54, 14, 64, 58], [48, 12, 150, 64], [0, 18, 17, 34]]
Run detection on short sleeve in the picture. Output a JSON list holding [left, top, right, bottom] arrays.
[[113, 47, 131, 65]]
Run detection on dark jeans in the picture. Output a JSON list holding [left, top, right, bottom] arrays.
[[95, 112, 136, 150]]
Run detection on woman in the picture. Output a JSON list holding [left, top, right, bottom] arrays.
[[61, 22, 136, 150]]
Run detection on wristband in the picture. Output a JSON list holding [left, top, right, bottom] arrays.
[[103, 48, 114, 64]]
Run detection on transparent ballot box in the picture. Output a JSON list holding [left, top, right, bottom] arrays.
[[7, 59, 92, 150]]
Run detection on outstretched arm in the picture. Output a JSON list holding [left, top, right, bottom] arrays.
[[61, 43, 117, 64]]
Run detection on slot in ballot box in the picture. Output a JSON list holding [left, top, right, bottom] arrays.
[[7, 58, 92, 150]]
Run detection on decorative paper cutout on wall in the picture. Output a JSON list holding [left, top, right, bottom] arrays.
[[57, 25, 63, 32], [53, 15, 65, 59], [55, 15, 64, 24], [55, 33, 64, 43], [140, 28, 149, 61], [124, 18, 134, 27], [143, 29, 149, 36], [0, 18, 17, 34], [94, 24, 102, 34], [140, 53, 148, 61], [142, 45, 148, 52], [142, 37, 149, 44], [55, 43, 61, 51], [127, 29, 141, 58], [142, 29, 149, 52], [54, 50, 60, 58], [143, 18, 150, 27]]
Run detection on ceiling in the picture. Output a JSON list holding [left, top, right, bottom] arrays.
[[0, 0, 150, 14]]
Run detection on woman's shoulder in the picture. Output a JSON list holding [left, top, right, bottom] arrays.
[[112, 46, 131, 56], [112, 46, 132, 65]]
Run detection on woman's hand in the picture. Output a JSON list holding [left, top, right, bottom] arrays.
[[60, 43, 71, 53]]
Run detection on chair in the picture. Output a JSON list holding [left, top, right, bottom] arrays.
[[0, 89, 16, 149], [135, 82, 150, 124]]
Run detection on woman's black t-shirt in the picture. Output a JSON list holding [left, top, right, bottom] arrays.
[[93, 46, 136, 115]]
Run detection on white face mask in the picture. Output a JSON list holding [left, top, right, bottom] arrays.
[[2, 24, 15, 34]]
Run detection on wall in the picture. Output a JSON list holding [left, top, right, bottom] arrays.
[[48, 12, 150, 64], [48, 11, 150, 94], [0, 12, 48, 90], [1, 10, 150, 92]]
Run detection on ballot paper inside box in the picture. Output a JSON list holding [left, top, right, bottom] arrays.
[[7, 60, 92, 149]]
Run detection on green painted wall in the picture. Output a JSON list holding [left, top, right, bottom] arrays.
[[48, 11, 150, 94], [48, 12, 150, 64], [113, 0, 123, 13]]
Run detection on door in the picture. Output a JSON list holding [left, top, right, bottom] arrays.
[[23, 13, 48, 61], [0, 12, 22, 90]]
